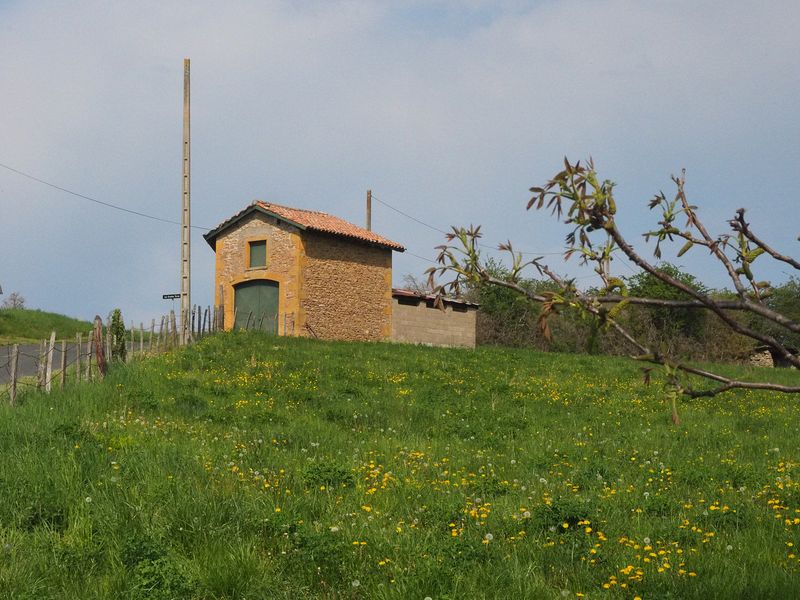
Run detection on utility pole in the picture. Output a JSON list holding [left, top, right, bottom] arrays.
[[180, 58, 191, 345], [366, 189, 372, 231]]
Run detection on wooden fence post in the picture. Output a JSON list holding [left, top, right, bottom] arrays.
[[139, 322, 144, 356], [129, 321, 135, 361], [9, 344, 19, 406], [86, 333, 93, 380], [105, 317, 112, 363], [44, 331, 56, 393], [149, 319, 155, 353], [60, 339, 67, 390], [37, 340, 46, 390], [76, 333, 82, 383], [94, 316, 107, 378], [45, 331, 56, 393], [157, 316, 165, 351]]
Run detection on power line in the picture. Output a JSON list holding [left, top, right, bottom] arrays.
[[404, 249, 438, 264], [374, 192, 642, 280], [0, 161, 211, 231], [371, 194, 449, 236], [371, 193, 564, 256]]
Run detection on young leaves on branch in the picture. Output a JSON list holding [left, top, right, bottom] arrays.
[[429, 158, 800, 421]]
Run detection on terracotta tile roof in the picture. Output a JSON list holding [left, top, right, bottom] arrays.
[[204, 201, 405, 251]]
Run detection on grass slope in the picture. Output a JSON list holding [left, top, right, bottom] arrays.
[[1, 333, 799, 599], [0, 308, 93, 344]]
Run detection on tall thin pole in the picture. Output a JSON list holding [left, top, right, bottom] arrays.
[[181, 58, 191, 345], [366, 189, 372, 231]]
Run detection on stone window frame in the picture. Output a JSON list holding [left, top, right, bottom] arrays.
[[245, 236, 268, 270]]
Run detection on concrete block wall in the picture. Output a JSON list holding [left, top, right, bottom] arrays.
[[391, 299, 477, 348]]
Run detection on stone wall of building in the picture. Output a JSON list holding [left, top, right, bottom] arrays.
[[391, 298, 477, 348], [214, 213, 302, 335], [749, 349, 774, 368], [299, 231, 393, 341]]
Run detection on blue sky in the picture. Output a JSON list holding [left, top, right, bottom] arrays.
[[1, 0, 798, 323]]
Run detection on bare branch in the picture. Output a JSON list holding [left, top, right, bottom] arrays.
[[672, 174, 749, 298], [731, 208, 800, 271]]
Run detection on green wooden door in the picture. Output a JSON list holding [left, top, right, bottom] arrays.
[[234, 280, 279, 333]]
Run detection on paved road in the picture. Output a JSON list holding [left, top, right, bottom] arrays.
[[0, 343, 81, 385]]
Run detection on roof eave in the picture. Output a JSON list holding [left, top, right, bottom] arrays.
[[203, 203, 308, 249], [204, 202, 405, 251]]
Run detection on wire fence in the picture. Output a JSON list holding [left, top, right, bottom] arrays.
[[1, 304, 225, 406]]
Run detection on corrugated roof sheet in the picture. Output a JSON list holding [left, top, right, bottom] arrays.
[[204, 201, 404, 251], [392, 288, 480, 308]]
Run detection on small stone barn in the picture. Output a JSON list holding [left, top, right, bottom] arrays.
[[205, 200, 480, 346], [204, 201, 405, 341]]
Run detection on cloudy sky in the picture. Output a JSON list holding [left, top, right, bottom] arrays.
[[1, 0, 798, 323]]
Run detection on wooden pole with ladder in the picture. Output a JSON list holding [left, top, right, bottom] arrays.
[[181, 58, 191, 345]]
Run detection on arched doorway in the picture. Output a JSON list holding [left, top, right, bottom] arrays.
[[234, 279, 279, 333]]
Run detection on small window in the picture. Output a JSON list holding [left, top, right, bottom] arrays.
[[248, 240, 267, 268], [397, 296, 420, 306]]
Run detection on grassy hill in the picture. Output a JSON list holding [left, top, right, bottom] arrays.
[[1, 333, 799, 598], [0, 307, 93, 344]]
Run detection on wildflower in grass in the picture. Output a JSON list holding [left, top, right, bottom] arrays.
[[351, 580, 360, 588]]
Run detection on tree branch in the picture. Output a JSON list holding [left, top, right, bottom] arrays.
[[731, 208, 800, 271], [430, 158, 800, 411]]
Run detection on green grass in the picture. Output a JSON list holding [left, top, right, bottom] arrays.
[[0, 308, 93, 344], [1, 332, 799, 598]]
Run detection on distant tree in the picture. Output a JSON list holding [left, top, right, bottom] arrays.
[[750, 276, 800, 349], [471, 258, 580, 349], [625, 263, 708, 340], [401, 273, 435, 295], [2, 291, 26, 309], [428, 158, 800, 423]]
